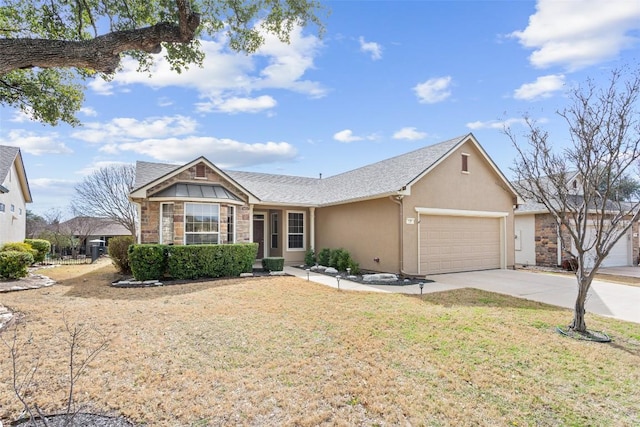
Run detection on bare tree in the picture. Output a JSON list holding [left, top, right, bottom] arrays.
[[507, 67, 640, 334], [73, 164, 138, 238]]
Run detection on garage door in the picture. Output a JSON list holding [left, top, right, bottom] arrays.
[[420, 215, 501, 274], [572, 226, 630, 268]]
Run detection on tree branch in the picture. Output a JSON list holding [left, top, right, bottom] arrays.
[[0, 11, 200, 75]]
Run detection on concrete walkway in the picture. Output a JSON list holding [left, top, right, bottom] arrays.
[[285, 267, 640, 324]]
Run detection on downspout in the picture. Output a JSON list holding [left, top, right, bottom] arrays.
[[310, 207, 316, 253], [557, 223, 563, 266], [390, 195, 412, 277]]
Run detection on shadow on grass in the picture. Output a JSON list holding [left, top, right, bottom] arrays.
[[414, 287, 566, 312], [58, 265, 268, 301]]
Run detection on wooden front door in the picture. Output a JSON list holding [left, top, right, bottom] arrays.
[[253, 215, 265, 259]]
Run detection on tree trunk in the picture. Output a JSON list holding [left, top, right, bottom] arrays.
[[570, 273, 590, 332]]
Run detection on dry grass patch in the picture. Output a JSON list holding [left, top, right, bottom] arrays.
[[0, 263, 639, 426]]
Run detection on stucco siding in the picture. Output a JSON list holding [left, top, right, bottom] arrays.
[[0, 162, 28, 245], [315, 198, 399, 273], [403, 140, 516, 274], [515, 214, 536, 266]]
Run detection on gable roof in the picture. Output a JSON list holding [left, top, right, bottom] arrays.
[[131, 133, 519, 207], [0, 145, 32, 203]]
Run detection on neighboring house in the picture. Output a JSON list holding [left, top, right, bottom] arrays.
[[0, 145, 32, 246], [514, 172, 639, 267], [60, 216, 132, 255], [130, 134, 520, 275]]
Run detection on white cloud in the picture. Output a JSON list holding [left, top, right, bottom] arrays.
[[511, 0, 640, 70], [88, 24, 326, 108], [466, 118, 529, 130], [413, 76, 452, 104], [514, 74, 565, 100], [80, 107, 98, 117], [0, 130, 73, 155], [333, 129, 380, 143], [393, 127, 427, 141], [9, 110, 33, 123], [75, 161, 134, 177], [110, 137, 298, 168], [359, 36, 383, 60], [196, 95, 277, 114], [71, 115, 198, 144], [333, 129, 362, 143]]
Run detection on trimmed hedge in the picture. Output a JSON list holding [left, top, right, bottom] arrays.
[[0, 250, 34, 279], [128, 243, 258, 281], [262, 257, 284, 272], [128, 244, 167, 281], [24, 239, 50, 263], [108, 236, 135, 274]]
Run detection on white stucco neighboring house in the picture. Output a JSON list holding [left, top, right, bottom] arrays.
[[0, 145, 32, 246]]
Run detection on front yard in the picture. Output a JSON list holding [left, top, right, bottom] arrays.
[[1, 262, 639, 426]]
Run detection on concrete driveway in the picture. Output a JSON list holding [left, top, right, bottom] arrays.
[[598, 266, 640, 278], [412, 269, 640, 324]]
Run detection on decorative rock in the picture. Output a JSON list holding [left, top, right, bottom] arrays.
[[240, 272, 254, 277], [269, 271, 286, 276], [347, 275, 358, 280], [362, 273, 398, 283], [310, 265, 326, 271], [324, 267, 338, 274]]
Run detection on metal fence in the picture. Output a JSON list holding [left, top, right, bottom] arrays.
[[41, 254, 93, 265]]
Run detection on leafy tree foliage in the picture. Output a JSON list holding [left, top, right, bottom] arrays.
[[0, 0, 324, 125], [507, 67, 640, 334]]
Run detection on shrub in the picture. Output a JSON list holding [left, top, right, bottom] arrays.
[[108, 236, 135, 274], [128, 244, 168, 281], [561, 258, 577, 272], [24, 239, 50, 263], [166, 243, 259, 280], [317, 248, 331, 266], [262, 257, 284, 272], [328, 248, 359, 274], [304, 248, 316, 266], [0, 250, 34, 279]]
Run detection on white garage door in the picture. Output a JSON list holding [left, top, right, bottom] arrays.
[[420, 215, 501, 274], [573, 226, 630, 268]]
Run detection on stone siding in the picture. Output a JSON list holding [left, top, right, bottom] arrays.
[[135, 162, 251, 245]]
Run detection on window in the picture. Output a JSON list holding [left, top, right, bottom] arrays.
[[18, 208, 22, 215], [461, 153, 469, 173], [160, 203, 174, 244], [185, 203, 219, 244], [10, 204, 14, 212], [271, 213, 279, 249], [195, 164, 206, 178], [226, 206, 235, 243], [0, 203, 4, 212], [287, 211, 305, 250]]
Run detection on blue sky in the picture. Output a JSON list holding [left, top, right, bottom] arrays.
[[2, 0, 640, 216]]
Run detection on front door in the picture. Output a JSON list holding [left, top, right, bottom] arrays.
[[253, 215, 265, 259]]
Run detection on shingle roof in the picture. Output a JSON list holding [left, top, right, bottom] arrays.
[[0, 145, 20, 185], [132, 134, 473, 206], [0, 145, 32, 202]]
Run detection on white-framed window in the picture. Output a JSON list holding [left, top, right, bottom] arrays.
[[18, 208, 22, 215], [286, 211, 305, 250], [226, 205, 235, 243], [0, 203, 5, 213], [160, 203, 174, 244], [185, 203, 219, 244], [270, 212, 279, 249], [10, 204, 14, 212]]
